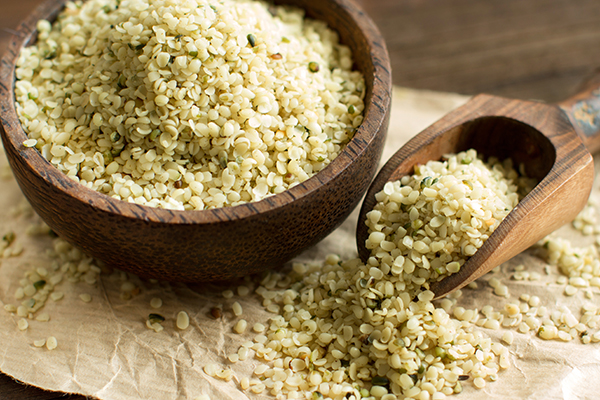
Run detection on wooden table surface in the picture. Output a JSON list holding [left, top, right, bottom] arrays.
[[1, 0, 600, 398]]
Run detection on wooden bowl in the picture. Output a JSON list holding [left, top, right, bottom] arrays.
[[0, 0, 391, 282]]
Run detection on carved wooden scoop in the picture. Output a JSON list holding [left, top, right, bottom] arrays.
[[356, 72, 600, 299]]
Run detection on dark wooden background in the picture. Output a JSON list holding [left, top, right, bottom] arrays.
[[1, 0, 600, 398]]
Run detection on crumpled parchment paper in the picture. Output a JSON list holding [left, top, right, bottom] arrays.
[[1, 87, 600, 400]]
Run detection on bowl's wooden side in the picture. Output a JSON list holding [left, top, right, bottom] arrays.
[[0, 0, 391, 281]]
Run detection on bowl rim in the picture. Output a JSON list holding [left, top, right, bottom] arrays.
[[0, 0, 391, 225]]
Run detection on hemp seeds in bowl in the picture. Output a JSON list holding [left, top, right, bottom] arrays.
[[0, 0, 391, 281], [17, 0, 365, 210]]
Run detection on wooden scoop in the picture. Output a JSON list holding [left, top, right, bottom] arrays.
[[356, 71, 600, 299]]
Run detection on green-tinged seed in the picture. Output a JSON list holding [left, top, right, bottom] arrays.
[[150, 129, 161, 140], [148, 313, 165, 323], [117, 75, 126, 88], [312, 392, 323, 400], [103, 150, 113, 164], [282, 36, 290, 43], [189, 50, 198, 57], [247, 33, 256, 47], [111, 145, 124, 158], [110, 131, 121, 142], [417, 365, 425, 374], [454, 382, 463, 393], [461, 157, 472, 164], [43, 50, 57, 60], [3, 232, 15, 245], [33, 280, 46, 290], [393, 338, 405, 347], [462, 179, 473, 190], [420, 176, 432, 189], [308, 61, 320, 73], [415, 348, 425, 359], [28, 93, 37, 100], [371, 376, 389, 387], [348, 104, 355, 114], [296, 124, 309, 134]]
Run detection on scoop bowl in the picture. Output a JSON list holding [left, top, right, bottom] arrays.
[[357, 73, 600, 298], [0, 0, 391, 282]]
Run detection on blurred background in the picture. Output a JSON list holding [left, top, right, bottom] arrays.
[[3, 0, 600, 102], [358, 0, 600, 102]]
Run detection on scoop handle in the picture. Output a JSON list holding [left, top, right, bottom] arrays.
[[558, 68, 600, 153]]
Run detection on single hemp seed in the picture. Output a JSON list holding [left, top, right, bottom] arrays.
[[247, 33, 256, 47], [308, 61, 320, 73]]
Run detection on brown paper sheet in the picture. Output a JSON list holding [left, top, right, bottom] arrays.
[[1, 87, 600, 400]]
